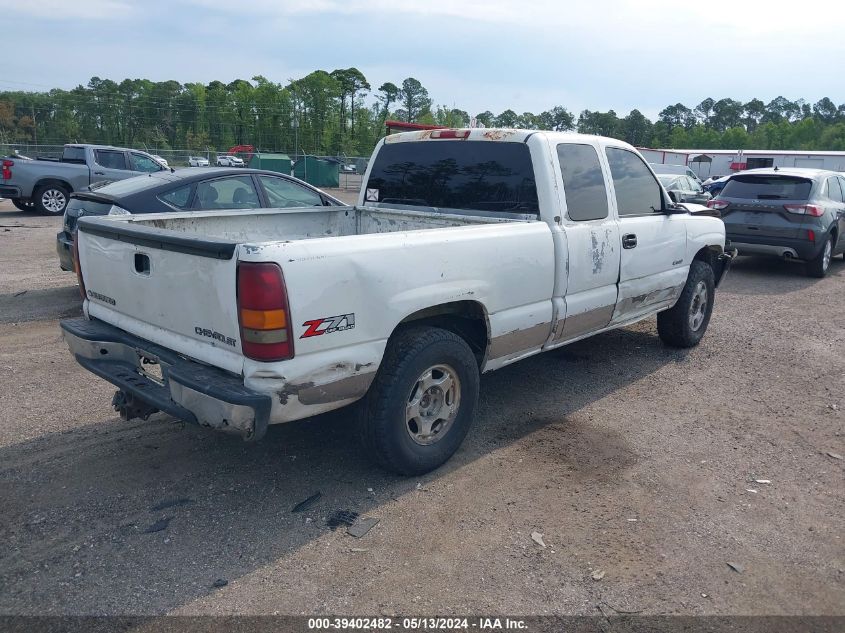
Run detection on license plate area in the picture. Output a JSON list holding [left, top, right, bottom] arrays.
[[136, 350, 166, 386]]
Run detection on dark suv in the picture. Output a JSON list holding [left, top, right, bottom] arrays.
[[708, 168, 845, 277]]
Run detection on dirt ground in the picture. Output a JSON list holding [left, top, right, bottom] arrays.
[[0, 198, 842, 617]]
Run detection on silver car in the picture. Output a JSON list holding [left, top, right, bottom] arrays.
[[189, 156, 210, 167]]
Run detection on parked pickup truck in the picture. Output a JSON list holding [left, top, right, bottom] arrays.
[[1, 144, 166, 215], [61, 129, 734, 474]]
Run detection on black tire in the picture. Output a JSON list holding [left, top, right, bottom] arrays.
[[360, 326, 479, 475], [657, 260, 715, 348], [33, 183, 70, 216], [806, 234, 833, 278], [11, 198, 35, 212]]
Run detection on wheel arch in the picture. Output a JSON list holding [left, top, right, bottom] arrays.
[[692, 244, 732, 287], [393, 300, 490, 368], [34, 178, 73, 195]]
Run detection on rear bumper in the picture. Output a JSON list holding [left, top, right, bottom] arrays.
[[0, 185, 21, 198], [56, 230, 74, 271], [727, 233, 819, 260], [60, 317, 271, 441]]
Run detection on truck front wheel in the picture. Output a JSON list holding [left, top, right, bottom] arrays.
[[360, 326, 479, 475], [34, 184, 70, 216], [657, 260, 715, 348]]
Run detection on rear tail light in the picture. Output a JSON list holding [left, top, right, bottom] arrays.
[[784, 203, 824, 217], [430, 129, 470, 139], [237, 262, 294, 361], [72, 233, 86, 300], [2, 159, 12, 180], [707, 200, 729, 210]]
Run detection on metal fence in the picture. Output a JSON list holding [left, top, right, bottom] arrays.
[[0, 143, 370, 189]]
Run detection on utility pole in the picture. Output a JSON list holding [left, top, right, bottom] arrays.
[[31, 103, 37, 146]]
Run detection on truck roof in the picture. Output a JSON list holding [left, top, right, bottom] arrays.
[[384, 128, 636, 149], [65, 143, 152, 153]]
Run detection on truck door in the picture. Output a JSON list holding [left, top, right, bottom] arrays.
[[551, 142, 620, 343], [605, 147, 688, 324], [129, 152, 166, 175], [91, 148, 132, 183]]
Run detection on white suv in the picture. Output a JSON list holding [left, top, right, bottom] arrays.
[[216, 155, 244, 167]]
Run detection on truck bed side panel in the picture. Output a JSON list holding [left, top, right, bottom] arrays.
[[238, 221, 556, 420]]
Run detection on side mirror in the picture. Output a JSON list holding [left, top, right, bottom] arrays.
[[667, 190, 680, 203]]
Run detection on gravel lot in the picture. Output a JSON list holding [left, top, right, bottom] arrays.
[[0, 198, 842, 616]]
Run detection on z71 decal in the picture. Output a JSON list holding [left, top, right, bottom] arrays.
[[301, 313, 355, 338]]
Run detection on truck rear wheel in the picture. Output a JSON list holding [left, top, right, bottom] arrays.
[[657, 260, 715, 348], [34, 183, 70, 216], [360, 326, 479, 475]]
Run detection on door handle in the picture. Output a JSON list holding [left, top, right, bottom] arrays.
[[94, 171, 105, 175], [622, 234, 638, 249]]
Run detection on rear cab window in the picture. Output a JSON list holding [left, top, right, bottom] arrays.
[[721, 176, 812, 200], [556, 143, 608, 221], [365, 140, 539, 215], [62, 146, 86, 164]]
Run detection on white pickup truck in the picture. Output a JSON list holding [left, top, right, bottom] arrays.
[[62, 129, 734, 474]]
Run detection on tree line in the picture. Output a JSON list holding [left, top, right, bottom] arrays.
[[2, 71, 845, 156]]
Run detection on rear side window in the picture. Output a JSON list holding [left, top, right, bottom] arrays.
[[825, 177, 843, 202], [158, 184, 193, 209], [557, 143, 608, 221], [94, 150, 126, 170], [684, 176, 702, 192], [365, 141, 539, 215], [62, 146, 86, 164], [606, 147, 663, 216], [193, 175, 260, 210], [721, 176, 812, 200]]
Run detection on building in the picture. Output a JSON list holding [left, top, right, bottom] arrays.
[[638, 148, 845, 179]]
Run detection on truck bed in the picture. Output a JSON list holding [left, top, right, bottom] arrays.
[[106, 204, 534, 243], [75, 204, 554, 385]]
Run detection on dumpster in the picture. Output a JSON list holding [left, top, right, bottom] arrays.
[[292, 156, 340, 187], [249, 153, 292, 174]]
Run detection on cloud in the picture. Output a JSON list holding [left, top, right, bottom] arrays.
[[2, 0, 842, 119], [7, 0, 136, 20]]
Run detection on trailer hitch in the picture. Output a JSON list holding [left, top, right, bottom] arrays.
[[112, 390, 159, 421]]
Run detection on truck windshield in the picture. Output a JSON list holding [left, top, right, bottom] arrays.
[[365, 141, 539, 215]]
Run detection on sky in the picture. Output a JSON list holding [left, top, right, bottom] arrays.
[[5, 0, 845, 120]]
